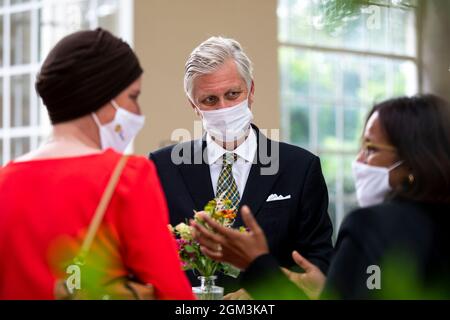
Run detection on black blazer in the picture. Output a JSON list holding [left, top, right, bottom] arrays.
[[242, 200, 450, 299], [150, 126, 333, 289]]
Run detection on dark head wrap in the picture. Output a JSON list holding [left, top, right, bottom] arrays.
[[36, 28, 143, 124]]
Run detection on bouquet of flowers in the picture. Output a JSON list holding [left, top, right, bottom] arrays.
[[169, 196, 245, 279]]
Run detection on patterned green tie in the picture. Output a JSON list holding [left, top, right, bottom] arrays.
[[216, 153, 240, 210]]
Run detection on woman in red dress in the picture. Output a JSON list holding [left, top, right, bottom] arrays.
[[0, 29, 194, 300]]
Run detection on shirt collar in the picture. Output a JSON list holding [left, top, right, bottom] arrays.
[[206, 128, 257, 165]]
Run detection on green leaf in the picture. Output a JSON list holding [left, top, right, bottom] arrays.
[[184, 245, 195, 253], [221, 263, 240, 278]]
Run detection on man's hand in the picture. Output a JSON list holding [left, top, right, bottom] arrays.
[[191, 206, 269, 270], [281, 251, 326, 300]]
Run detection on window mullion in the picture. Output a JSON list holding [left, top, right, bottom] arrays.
[[30, 1, 40, 150], [3, 1, 11, 164]]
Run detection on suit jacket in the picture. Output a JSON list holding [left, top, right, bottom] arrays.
[[241, 199, 450, 300], [150, 126, 333, 291]]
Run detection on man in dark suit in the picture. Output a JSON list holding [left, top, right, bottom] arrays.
[[150, 36, 333, 294]]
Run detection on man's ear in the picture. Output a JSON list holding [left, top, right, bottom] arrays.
[[189, 99, 201, 117], [248, 80, 255, 108]]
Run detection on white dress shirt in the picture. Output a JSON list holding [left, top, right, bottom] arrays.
[[206, 129, 257, 198]]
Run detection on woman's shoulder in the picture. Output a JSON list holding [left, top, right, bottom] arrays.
[[342, 200, 440, 229], [104, 150, 166, 200], [1, 149, 154, 175], [108, 150, 158, 184], [123, 152, 156, 172], [337, 200, 442, 254]]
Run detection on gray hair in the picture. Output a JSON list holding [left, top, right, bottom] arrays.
[[184, 36, 254, 102]]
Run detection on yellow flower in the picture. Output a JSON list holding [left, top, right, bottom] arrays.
[[239, 226, 248, 233], [168, 224, 175, 234], [211, 211, 223, 220], [175, 223, 193, 241]]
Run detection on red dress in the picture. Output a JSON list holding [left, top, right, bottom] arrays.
[[0, 149, 194, 300]]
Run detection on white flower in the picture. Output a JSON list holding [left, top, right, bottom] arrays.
[[194, 210, 210, 221], [194, 211, 202, 221], [175, 223, 193, 241]]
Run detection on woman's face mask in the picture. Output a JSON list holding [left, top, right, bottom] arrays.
[[352, 160, 404, 208], [92, 100, 145, 152]]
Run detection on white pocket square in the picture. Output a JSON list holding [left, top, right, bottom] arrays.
[[266, 194, 292, 202]]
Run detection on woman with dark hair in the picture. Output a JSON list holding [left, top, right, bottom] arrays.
[[0, 29, 194, 300], [192, 94, 450, 299], [353, 94, 450, 207]]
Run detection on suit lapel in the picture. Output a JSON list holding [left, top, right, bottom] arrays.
[[178, 138, 215, 212], [177, 128, 281, 224], [236, 127, 281, 227]]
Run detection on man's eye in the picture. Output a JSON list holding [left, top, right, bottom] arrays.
[[227, 91, 241, 99], [203, 97, 217, 104]]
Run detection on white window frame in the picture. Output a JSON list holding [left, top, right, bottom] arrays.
[[0, 0, 134, 165], [278, 2, 420, 233]]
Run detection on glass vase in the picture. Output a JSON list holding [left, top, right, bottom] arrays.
[[192, 276, 224, 300]]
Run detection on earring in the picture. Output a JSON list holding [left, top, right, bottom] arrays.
[[408, 173, 415, 184]]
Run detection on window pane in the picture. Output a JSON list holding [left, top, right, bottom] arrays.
[[11, 0, 32, 5], [343, 153, 358, 226], [279, 47, 311, 96], [281, 48, 418, 151], [278, 0, 417, 56], [279, 0, 418, 237], [0, 15, 3, 67], [320, 154, 337, 195], [361, 57, 418, 103], [343, 154, 357, 195], [317, 103, 336, 149], [278, 0, 315, 46], [11, 137, 30, 159], [289, 105, 309, 146], [40, 0, 120, 61], [38, 97, 52, 131], [97, 0, 119, 34], [320, 153, 356, 232], [11, 11, 32, 66], [40, 0, 91, 60], [0, 77, 3, 129], [11, 74, 31, 127], [344, 105, 367, 147], [342, 64, 362, 102], [1, 0, 123, 165]]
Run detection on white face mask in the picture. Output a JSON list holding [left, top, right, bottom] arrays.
[[92, 100, 145, 152], [352, 160, 404, 208], [197, 99, 254, 143]]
